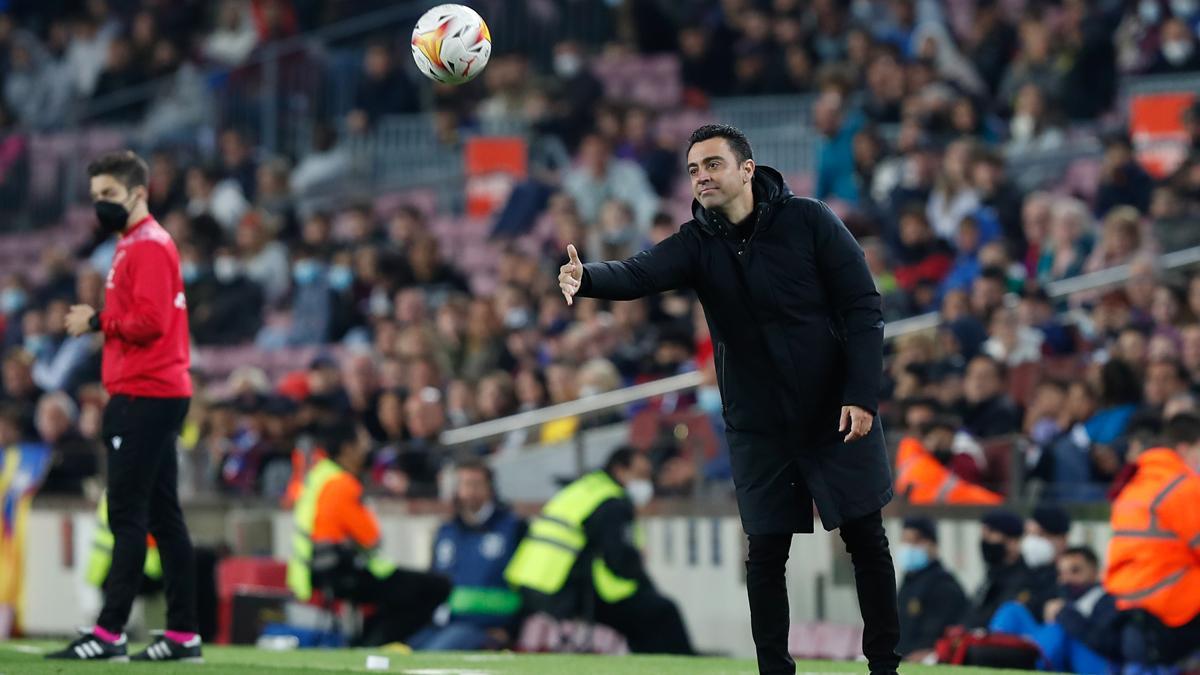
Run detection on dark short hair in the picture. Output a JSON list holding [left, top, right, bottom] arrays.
[[86, 150, 149, 190], [456, 457, 495, 490], [321, 421, 361, 458], [1062, 546, 1099, 570], [1164, 411, 1200, 446], [604, 446, 641, 474], [687, 124, 753, 163]]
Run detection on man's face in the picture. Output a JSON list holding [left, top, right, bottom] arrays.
[[964, 358, 1000, 404], [1057, 553, 1097, 588], [89, 174, 140, 209], [455, 467, 493, 516], [619, 454, 652, 487], [687, 137, 753, 211], [1145, 362, 1185, 407]]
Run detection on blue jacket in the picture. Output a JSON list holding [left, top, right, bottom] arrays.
[[432, 505, 526, 628]]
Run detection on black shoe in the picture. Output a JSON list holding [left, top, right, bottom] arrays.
[[44, 630, 129, 661], [131, 632, 204, 663]]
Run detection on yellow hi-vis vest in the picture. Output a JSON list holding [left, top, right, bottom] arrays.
[[504, 471, 639, 604], [84, 491, 162, 588], [286, 458, 395, 601]]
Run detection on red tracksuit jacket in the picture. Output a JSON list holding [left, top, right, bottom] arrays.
[[100, 215, 192, 398]]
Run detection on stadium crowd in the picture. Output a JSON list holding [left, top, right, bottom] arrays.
[[0, 0, 1199, 512]]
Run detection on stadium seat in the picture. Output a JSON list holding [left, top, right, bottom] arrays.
[[215, 557, 288, 645]]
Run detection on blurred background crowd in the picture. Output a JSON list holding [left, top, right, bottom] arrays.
[[1, 0, 1199, 511]]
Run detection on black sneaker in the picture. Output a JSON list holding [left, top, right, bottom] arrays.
[[44, 630, 129, 661], [131, 631, 204, 663]]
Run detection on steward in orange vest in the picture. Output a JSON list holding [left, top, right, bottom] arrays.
[[1104, 412, 1200, 664], [894, 428, 1003, 506]]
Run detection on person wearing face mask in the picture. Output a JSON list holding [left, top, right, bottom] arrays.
[[505, 447, 694, 655], [286, 421, 451, 647], [1019, 506, 1072, 622], [966, 510, 1036, 628], [895, 517, 968, 661], [409, 460, 525, 651], [1147, 17, 1200, 74], [1105, 412, 1200, 667], [988, 546, 1116, 673], [49, 151, 198, 663]]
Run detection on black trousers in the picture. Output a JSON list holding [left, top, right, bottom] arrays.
[[593, 587, 695, 655], [97, 395, 196, 635], [348, 568, 452, 647], [746, 509, 901, 675]]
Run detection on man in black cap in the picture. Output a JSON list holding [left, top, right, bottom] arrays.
[[1021, 505, 1071, 620], [966, 509, 1035, 627], [896, 517, 968, 660]]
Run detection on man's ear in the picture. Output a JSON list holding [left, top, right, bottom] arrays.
[[743, 159, 755, 184]]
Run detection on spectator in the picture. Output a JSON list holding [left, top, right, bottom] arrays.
[[989, 546, 1114, 673], [35, 392, 100, 496], [346, 41, 419, 135], [563, 134, 659, 233], [813, 88, 862, 203], [962, 355, 1021, 438], [31, 295, 101, 394], [289, 123, 354, 201], [204, 0, 258, 67], [1144, 17, 1200, 74], [967, 509, 1035, 628], [1085, 206, 1147, 274], [1037, 198, 1091, 283], [1, 348, 41, 436], [894, 208, 953, 293], [1097, 135, 1155, 219], [895, 517, 967, 660], [998, 18, 1061, 113], [235, 213, 290, 306], [1020, 506, 1072, 620], [90, 36, 148, 122], [219, 128, 258, 201], [186, 164, 250, 231], [1007, 83, 1064, 153]]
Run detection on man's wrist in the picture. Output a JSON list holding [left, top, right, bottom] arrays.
[[88, 312, 102, 332]]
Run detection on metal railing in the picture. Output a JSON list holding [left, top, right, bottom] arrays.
[[440, 243, 1200, 449]]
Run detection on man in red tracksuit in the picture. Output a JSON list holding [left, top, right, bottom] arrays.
[[48, 151, 201, 663]]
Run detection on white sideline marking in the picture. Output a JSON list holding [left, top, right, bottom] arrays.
[[402, 670, 493, 675], [1, 644, 46, 654]]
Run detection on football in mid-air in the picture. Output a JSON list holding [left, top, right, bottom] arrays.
[[411, 4, 492, 85]]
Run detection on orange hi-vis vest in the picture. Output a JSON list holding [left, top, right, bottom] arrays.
[[281, 445, 328, 508], [894, 437, 1004, 505], [1104, 448, 1200, 627]]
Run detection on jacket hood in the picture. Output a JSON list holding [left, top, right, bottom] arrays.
[[691, 164, 793, 237]]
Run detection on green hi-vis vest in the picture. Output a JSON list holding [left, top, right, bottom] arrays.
[[504, 471, 638, 603], [84, 491, 162, 588], [286, 458, 395, 601]]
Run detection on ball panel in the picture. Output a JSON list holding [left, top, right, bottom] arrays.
[[411, 4, 491, 85]]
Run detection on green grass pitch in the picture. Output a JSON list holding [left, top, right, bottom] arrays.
[[0, 641, 1040, 674]]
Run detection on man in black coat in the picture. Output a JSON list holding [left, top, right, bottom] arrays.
[[558, 124, 899, 675], [896, 517, 967, 659], [966, 510, 1035, 628]]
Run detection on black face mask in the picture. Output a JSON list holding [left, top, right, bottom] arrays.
[[94, 199, 130, 235], [1059, 582, 1089, 600], [981, 540, 1007, 566]]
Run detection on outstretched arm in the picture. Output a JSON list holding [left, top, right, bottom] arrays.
[[558, 233, 693, 304]]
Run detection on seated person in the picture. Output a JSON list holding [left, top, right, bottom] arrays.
[[1105, 412, 1200, 666], [894, 416, 1004, 505], [285, 421, 450, 646], [990, 546, 1115, 673], [505, 447, 694, 654], [409, 460, 526, 651], [896, 517, 968, 661], [1020, 505, 1072, 621], [966, 510, 1034, 628]]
